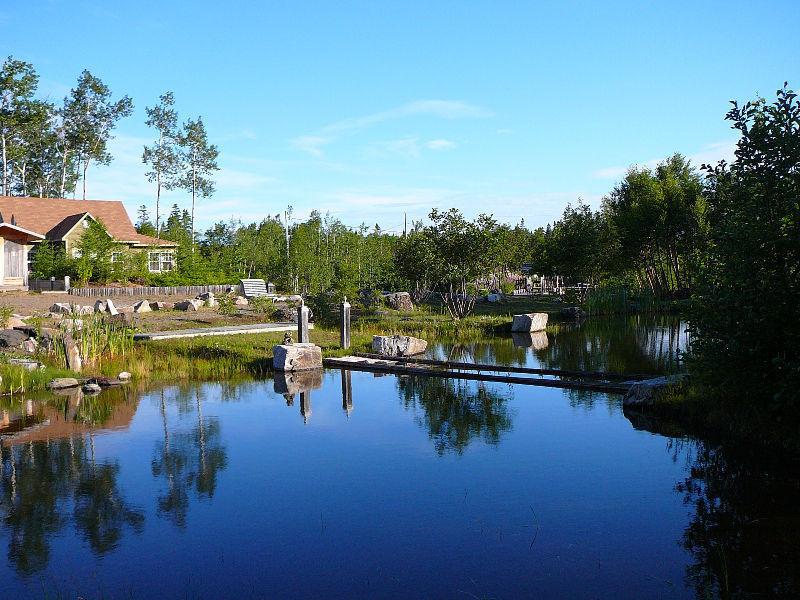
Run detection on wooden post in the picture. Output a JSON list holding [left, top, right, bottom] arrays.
[[341, 369, 352, 414], [340, 297, 351, 349], [63, 276, 70, 292], [297, 300, 310, 344]]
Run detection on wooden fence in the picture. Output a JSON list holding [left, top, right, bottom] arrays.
[[68, 284, 235, 298]]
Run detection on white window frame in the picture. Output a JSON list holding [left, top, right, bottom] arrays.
[[148, 250, 175, 273]]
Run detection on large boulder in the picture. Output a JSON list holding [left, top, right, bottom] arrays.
[[49, 302, 74, 314], [233, 295, 249, 306], [94, 300, 108, 313], [511, 312, 548, 332], [6, 315, 27, 329], [105, 299, 119, 316], [175, 299, 202, 311], [0, 329, 28, 348], [149, 301, 173, 310], [383, 292, 414, 311], [48, 377, 80, 390], [133, 299, 152, 313], [372, 334, 427, 357], [272, 343, 323, 371], [623, 374, 688, 408]]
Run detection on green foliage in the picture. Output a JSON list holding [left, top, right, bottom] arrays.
[[74, 219, 122, 285], [0, 304, 13, 327], [216, 294, 237, 316], [248, 295, 275, 315], [688, 84, 800, 411]]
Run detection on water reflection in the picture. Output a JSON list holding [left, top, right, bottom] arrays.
[[675, 441, 800, 598], [151, 388, 228, 528], [397, 376, 514, 455], [0, 434, 143, 575]]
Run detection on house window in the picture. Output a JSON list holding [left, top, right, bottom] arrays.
[[111, 252, 124, 263], [148, 251, 175, 273]]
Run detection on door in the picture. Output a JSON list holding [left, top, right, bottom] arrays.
[[4, 239, 24, 282]]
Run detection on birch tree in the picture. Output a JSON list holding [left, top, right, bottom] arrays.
[[62, 70, 133, 199], [0, 56, 39, 196], [176, 117, 218, 251], [143, 92, 179, 237]]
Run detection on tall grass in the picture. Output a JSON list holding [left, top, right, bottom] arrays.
[[50, 315, 134, 370], [584, 286, 671, 315]]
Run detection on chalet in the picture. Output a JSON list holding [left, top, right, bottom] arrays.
[[0, 196, 177, 288]]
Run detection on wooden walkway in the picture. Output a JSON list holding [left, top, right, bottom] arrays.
[[323, 355, 638, 394], [134, 322, 313, 341]]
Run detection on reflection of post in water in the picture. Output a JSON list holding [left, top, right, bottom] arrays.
[[300, 391, 312, 423], [341, 369, 353, 415], [273, 370, 323, 422]]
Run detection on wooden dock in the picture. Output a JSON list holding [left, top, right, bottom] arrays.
[[134, 322, 313, 341], [323, 355, 638, 394]]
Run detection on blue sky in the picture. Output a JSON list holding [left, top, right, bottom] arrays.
[[4, 1, 798, 232]]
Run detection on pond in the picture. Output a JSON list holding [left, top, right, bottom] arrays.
[[1, 316, 797, 598]]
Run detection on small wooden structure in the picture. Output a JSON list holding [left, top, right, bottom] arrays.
[[239, 279, 276, 298]]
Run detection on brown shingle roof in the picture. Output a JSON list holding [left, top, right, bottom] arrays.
[[0, 196, 175, 247], [45, 211, 90, 240]]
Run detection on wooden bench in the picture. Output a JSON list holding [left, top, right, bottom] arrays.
[[239, 279, 276, 298]]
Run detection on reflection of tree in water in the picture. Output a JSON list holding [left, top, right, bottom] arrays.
[[675, 440, 800, 599], [0, 435, 143, 575], [151, 387, 228, 528], [541, 316, 686, 375], [398, 376, 514, 455]]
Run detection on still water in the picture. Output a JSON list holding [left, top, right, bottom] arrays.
[[1, 317, 797, 599]]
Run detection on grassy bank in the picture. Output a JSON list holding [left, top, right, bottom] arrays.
[[626, 382, 800, 457]]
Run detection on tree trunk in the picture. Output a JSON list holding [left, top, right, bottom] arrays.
[[190, 165, 196, 253], [1, 133, 7, 196]]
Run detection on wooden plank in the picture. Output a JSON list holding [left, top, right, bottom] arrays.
[[133, 322, 313, 341], [352, 352, 654, 381], [323, 356, 631, 394]]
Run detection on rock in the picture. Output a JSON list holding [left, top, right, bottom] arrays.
[[63, 333, 82, 372], [49, 377, 80, 390], [76, 305, 94, 315], [21, 338, 38, 353], [149, 301, 174, 310], [94, 300, 108, 313], [274, 306, 296, 322], [5, 316, 26, 329], [272, 343, 323, 371], [197, 291, 215, 301], [118, 305, 134, 314], [372, 334, 428, 357], [48, 312, 64, 320], [234, 295, 249, 306], [175, 299, 202, 311], [118, 371, 132, 381], [49, 302, 73, 314], [511, 312, 548, 332], [109, 312, 136, 326], [560, 306, 587, 320], [623, 374, 688, 408], [287, 295, 303, 303], [9, 356, 37, 367], [105, 299, 119, 316], [87, 376, 122, 387], [205, 298, 219, 308], [486, 293, 502, 303], [0, 329, 28, 348], [382, 292, 414, 311], [133, 299, 152, 313], [9, 358, 41, 370], [82, 382, 102, 394]]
